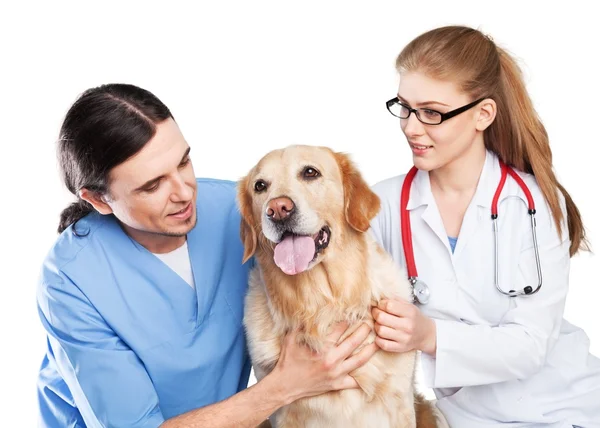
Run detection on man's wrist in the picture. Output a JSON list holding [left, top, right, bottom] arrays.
[[259, 368, 297, 408]]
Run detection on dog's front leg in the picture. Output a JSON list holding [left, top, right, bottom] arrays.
[[244, 269, 283, 381]]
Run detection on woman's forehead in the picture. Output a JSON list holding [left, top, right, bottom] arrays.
[[398, 72, 466, 106]]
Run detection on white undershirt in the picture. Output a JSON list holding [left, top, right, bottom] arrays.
[[152, 240, 195, 289]]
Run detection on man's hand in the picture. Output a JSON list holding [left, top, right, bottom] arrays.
[[271, 322, 379, 403]]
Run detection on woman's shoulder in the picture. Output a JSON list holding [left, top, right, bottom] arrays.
[[504, 165, 569, 244], [371, 174, 407, 201]]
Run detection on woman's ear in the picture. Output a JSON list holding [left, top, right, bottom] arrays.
[[476, 98, 497, 132]]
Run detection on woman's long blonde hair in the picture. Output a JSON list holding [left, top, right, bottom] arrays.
[[396, 25, 589, 256]]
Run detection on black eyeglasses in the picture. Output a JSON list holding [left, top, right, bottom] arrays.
[[386, 97, 488, 125]]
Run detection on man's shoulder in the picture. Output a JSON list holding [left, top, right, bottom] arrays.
[[38, 212, 111, 291], [195, 177, 237, 191], [194, 177, 242, 219]]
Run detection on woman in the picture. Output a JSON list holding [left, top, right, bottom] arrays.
[[369, 26, 600, 427], [36, 83, 376, 427]]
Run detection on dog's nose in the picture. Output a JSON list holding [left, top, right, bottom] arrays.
[[266, 197, 295, 222]]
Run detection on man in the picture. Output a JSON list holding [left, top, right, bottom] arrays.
[[37, 83, 376, 427]]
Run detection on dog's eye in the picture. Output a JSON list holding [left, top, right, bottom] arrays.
[[302, 166, 320, 179], [254, 180, 268, 193]]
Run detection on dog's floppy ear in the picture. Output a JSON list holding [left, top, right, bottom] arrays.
[[334, 152, 381, 233], [237, 175, 258, 264]]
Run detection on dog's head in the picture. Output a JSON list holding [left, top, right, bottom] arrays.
[[237, 145, 380, 275]]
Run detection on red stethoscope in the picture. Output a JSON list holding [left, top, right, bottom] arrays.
[[401, 159, 543, 304]]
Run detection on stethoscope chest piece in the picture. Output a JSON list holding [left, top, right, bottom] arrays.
[[410, 277, 430, 305], [400, 159, 543, 303]]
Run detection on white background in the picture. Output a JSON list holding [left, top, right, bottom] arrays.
[[1, 1, 599, 426]]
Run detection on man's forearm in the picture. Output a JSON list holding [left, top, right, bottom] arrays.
[[160, 371, 291, 428]]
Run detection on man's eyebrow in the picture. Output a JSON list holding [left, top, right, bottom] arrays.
[[134, 147, 191, 192]]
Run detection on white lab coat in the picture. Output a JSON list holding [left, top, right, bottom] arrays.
[[369, 150, 600, 428]]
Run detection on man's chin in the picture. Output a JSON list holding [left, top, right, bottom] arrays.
[[161, 214, 197, 237]]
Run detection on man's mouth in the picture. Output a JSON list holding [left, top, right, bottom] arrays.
[[168, 202, 193, 219], [272, 226, 331, 275]]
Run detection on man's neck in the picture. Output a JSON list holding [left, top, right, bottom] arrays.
[[121, 223, 187, 254]]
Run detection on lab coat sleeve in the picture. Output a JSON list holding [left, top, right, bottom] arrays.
[[369, 208, 386, 250], [369, 180, 394, 253], [422, 202, 571, 388], [37, 276, 166, 428]]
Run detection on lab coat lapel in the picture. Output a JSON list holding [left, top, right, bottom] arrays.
[[409, 170, 452, 252], [453, 151, 498, 260]]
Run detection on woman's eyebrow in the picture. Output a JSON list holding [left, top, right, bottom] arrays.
[[397, 94, 450, 108]]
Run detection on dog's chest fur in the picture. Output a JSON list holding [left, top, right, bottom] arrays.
[[243, 236, 419, 427]]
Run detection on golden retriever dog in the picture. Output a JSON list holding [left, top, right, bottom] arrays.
[[237, 145, 448, 428]]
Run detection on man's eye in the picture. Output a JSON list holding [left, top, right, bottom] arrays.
[[179, 157, 191, 167], [145, 182, 160, 193]]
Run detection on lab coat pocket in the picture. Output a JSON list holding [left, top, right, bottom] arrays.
[[456, 276, 514, 326], [440, 382, 544, 423]]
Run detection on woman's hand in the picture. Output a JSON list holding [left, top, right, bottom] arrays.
[[372, 298, 437, 355], [270, 322, 378, 404]]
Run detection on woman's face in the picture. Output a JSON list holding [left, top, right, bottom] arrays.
[[396, 71, 492, 172]]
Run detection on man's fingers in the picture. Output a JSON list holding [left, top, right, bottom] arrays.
[[326, 321, 350, 344], [339, 342, 379, 374], [330, 323, 371, 361], [334, 374, 360, 391], [282, 328, 301, 346]]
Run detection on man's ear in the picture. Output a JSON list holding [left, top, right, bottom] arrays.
[[334, 152, 380, 232], [237, 175, 257, 264], [79, 188, 113, 215]]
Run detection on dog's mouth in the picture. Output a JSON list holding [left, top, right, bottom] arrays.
[[273, 226, 331, 275]]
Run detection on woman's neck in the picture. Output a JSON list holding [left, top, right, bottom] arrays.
[[429, 143, 487, 195]]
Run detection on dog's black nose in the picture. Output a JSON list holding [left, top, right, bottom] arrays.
[[266, 197, 295, 222]]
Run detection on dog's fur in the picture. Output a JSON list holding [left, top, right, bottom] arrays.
[[237, 145, 448, 428]]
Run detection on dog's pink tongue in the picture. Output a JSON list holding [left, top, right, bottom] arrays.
[[274, 235, 315, 275]]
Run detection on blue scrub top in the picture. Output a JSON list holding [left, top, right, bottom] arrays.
[[36, 178, 253, 428]]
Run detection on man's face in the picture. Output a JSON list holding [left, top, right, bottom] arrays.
[[103, 118, 198, 243]]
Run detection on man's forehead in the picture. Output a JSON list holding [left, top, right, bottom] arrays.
[[110, 138, 189, 188]]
